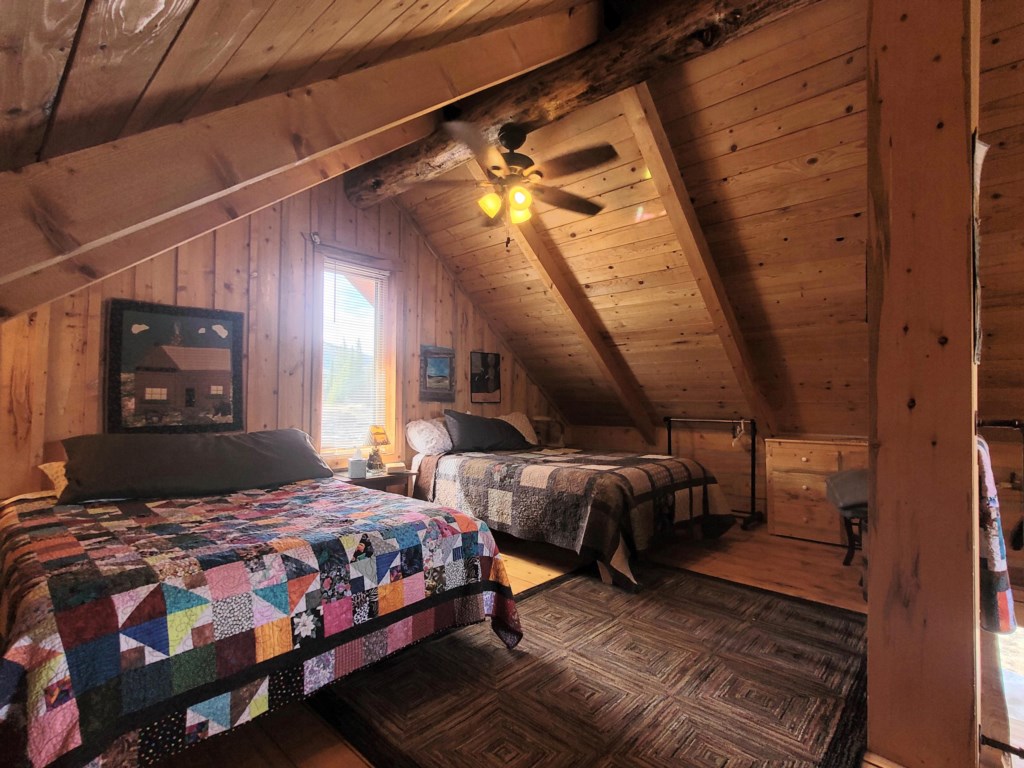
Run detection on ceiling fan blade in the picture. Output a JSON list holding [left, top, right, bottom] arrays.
[[539, 144, 619, 179], [444, 121, 509, 176], [532, 184, 604, 216]]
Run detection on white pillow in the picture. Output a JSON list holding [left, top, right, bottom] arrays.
[[406, 418, 453, 455], [497, 412, 539, 445]]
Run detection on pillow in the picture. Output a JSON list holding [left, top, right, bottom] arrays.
[[59, 428, 333, 504], [444, 410, 534, 452], [405, 418, 453, 455], [497, 412, 539, 445], [38, 461, 68, 496]]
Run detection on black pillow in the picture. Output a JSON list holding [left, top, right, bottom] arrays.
[[443, 410, 534, 452], [59, 428, 333, 504]]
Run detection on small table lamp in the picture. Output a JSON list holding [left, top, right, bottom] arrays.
[[367, 425, 389, 474]]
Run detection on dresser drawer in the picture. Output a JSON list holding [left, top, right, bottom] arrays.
[[839, 446, 868, 470], [767, 443, 841, 474], [769, 472, 844, 544]]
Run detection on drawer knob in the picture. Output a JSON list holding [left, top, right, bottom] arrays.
[[802, 484, 809, 491], [801, 456, 809, 462]]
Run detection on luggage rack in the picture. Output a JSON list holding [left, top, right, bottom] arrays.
[[664, 417, 763, 531]]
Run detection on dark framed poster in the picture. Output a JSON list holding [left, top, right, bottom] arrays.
[[470, 351, 501, 404], [419, 345, 455, 402], [105, 299, 245, 433]]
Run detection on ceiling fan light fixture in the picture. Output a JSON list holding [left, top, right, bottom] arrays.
[[477, 192, 503, 218], [509, 207, 532, 224], [508, 185, 532, 210]]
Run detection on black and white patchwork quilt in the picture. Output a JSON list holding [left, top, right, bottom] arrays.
[[415, 450, 727, 586]]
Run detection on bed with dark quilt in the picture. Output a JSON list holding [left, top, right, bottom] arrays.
[[0, 477, 521, 768], [414, 449, 730, 587]]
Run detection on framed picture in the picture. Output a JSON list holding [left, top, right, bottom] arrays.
[[470, 351, 501, 404], [419, 345, 455, 402], [106, 299, 245, 433]]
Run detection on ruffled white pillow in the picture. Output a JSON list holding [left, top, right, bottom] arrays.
[[497, 412, 539, 445], [405, 418, 453, 455]]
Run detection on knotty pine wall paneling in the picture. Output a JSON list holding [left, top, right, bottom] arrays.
[[0, 182, 558, 498]]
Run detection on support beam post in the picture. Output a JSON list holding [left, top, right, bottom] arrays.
[[866, 0, 981, 765]]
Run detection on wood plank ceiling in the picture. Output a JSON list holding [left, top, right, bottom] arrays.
[[399, 0, 869, 433], [2, 0, 1020, 439], [1, 0, 580, 173]]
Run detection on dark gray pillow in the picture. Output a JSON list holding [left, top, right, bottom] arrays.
[[444, 410, 534, 452], [59, 428, 333, 504]]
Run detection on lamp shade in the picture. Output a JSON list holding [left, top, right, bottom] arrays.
[[477, 192, 503, 218], [509, 207, 532, 224], [368, 425, 390, 447]]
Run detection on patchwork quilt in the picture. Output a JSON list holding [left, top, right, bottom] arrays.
[[416, 450, 724, 586], [0, 478, 521, 768]]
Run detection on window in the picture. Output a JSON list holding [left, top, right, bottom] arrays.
[[320, 257, 391, 454], [144, 387, 168, 402], [210, 385, 224, 396]]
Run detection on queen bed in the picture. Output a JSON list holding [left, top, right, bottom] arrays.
[[0, 430, 521, 768], [409, 410, 731, 588]]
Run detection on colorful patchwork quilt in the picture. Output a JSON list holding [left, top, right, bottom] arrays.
[[0, 478, 521, 768], [415, 450, 727, 586]]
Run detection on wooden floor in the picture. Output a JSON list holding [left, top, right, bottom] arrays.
[[166, 524, 1023, 768]]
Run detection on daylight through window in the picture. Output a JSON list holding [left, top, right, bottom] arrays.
[[320, 257, 389, 453]]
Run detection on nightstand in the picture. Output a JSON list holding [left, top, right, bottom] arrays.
[[336, 469, 417, 497]]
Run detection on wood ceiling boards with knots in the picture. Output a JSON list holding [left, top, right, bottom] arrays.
[[0, 0, 581, 173], [400, 0, 873, 434], [399, 91, 749, 428]]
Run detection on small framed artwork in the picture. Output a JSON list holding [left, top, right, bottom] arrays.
[[419, 345, 455, 402], [470, 351, 501, 404], [106, 299, 245, 433]]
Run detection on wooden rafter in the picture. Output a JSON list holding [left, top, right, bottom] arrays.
[[621, 84, 777, 436], [345, 0, 826, 208], [0, 2, 601, 321], [0, 116, 435, 319], [464, 164, 659, 444]]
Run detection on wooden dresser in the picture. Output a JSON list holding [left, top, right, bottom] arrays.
[[766, 436, 868, 545]]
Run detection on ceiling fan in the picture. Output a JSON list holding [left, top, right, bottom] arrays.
[[439, 121, 619, 224]]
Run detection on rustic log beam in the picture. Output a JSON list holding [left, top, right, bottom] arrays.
[[866, 0, 980, 765], [0, 2, 601, 320], [345, 0, 825, 208], [463, 162, 660, 444], [620, 83, 777, 437]]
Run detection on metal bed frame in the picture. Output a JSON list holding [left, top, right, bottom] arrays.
[[664, 416, 764, 530]]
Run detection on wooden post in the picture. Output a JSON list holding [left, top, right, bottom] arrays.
[[866, 0, 980, 766]]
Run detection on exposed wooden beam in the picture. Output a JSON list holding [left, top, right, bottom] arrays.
[[867, 0, 980, 766], [0, 2, 601, 320], [463, 164, 659, 444], [345, 0, 825, 208], [621, 84, 777, 436], [0, 116, 435, 319]]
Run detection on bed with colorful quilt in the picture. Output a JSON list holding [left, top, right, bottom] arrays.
[[0, 430, 521, 768], [414, 448, 731, 588]]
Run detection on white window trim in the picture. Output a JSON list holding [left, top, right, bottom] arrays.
[[311, 241, 399, 468]]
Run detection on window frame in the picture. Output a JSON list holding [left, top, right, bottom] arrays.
[[311, 243, 399, 468]]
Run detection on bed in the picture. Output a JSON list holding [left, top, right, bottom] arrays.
[[0, 431, 521, 768], [413, 448, 730, 587]]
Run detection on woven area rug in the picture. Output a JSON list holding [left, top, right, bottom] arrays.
[[312, 566, 866, 767]]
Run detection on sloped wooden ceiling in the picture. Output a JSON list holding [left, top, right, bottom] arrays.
[[395, 0, 1023, 436], [399, 0, 867, 434], [1, 0, 580, 173]]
